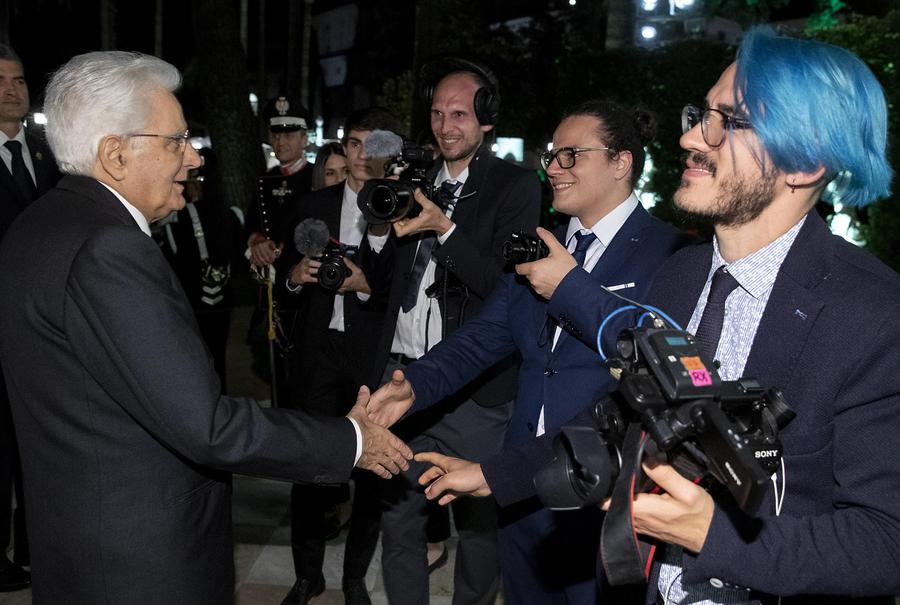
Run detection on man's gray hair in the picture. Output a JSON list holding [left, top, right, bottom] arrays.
[[44, 51, 181, 175]]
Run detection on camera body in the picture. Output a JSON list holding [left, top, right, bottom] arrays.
[[535, 324, 795, 516], [357, 143, 437, 225], [316, 241, 357, 291], [502, 231, 549, 264]]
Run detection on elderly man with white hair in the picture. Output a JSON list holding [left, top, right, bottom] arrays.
[[0, 51, 412, 605]]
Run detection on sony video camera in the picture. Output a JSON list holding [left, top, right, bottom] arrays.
[[535, 321, 796, 517], [357, 131, 437, 225], [502, 231, 549, 264]]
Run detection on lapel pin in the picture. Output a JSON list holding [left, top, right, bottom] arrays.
[[794, 309, 808, 320]]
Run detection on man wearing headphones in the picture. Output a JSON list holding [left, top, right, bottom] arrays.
[[367, 58, 541, 604]]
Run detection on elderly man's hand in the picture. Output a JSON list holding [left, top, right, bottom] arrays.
[[416, 452, 491, 506], [602, 462, 715, 553], [514, 227, 578, 300], [393, 189, 454, 238], [249, 238, 281, 267], [346, 386, 414, 479], [366, 369, 415, 428]]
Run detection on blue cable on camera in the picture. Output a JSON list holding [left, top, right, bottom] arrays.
[[596, 305, 683, 362]]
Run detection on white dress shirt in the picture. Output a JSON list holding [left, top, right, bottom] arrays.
[[391, 163, 469, 359]]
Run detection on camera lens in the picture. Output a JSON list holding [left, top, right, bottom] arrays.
[[357, 179, 416, 224], [318, 258, 346, 291], [369, 185, 399, 218], [502, 232, 549, 264]]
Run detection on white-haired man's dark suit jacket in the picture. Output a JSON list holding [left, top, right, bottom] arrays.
[[0, 175, 358, 604]]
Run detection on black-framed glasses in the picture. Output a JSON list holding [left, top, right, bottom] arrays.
[[681, 105, 752, 148], [540, 147, 611, 170], [128, 129, 191, 153]]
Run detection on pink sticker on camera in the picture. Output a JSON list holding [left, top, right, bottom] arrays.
[[689, 369, 712, 387]]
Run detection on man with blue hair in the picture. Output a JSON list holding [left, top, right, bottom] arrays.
[[413, 27, 900, 604]]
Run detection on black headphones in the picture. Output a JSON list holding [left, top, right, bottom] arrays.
[[419, 57, 501, 126]]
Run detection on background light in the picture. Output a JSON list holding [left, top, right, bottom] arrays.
[[32, 112, 47, 125], [642, 0, 658, 11], [640, 25, 658, 40]]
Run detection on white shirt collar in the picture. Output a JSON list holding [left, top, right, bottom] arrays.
[[97, 181, 152, 236], [565, 191, 640, 248], [436, 162, 469, 188], [0, 126, 26, 147], [280, 157, 307, 175]]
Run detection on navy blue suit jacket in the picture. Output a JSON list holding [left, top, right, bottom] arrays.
[[483, 211, 900, 603], [406, 203, 689, 448]]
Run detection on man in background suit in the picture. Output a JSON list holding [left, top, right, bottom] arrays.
[[0, 50, 411, 605], [0, 43, 61, 593], [415, 28, 900, 605], [368, 99, 688, 604], [276, 107, 399, 605], [367, 58, 541, 605]]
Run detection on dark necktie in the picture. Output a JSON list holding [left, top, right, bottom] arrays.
[[400, 180, 462, 312], [693, 265, 740, 361], [571, 230, 597, 266], [4, 140, 38, 204]]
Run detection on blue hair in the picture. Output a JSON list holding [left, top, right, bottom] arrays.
[[734, 27, 892, 207]]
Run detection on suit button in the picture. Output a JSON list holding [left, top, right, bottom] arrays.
[[544, 367, 556, 377], [527, 423, 535, 432]]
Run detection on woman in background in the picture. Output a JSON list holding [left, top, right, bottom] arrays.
[[312, 141, 348, 191]]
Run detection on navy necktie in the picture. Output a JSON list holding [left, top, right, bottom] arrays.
[[693, 265, 740, 361], [400, 180, 462, 312], [571, 231, 597, 267], [4, 140, 38, 204]]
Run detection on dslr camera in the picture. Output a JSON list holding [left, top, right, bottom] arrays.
[[535, 321, 795, 516], [357, 142, 437, 225], [502, 231, 549, 264], [316, 242, 358, 291]]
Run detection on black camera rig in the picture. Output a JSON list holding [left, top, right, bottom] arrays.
[[357, 143, 437, 225], [534, 311, 795, 585]]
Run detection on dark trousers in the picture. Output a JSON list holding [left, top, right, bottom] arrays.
[[289, 329, 380, 582], [195, 306, 231, 394], [379, 359, 512, 605], [0, 368, 27, 566], [497, 499, 603, 604]]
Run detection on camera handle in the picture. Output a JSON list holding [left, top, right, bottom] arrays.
[[599, 423, 658, 586]]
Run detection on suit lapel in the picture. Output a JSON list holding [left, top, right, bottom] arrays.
[[323, 185, 343, 238], [0, 158, 27, 211], [28, 135, 58, 195], [743, 213, 828, 388], [445, 149, 488, 236]]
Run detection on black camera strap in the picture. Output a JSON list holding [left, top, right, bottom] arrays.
[[599, 424, 657, 586]]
